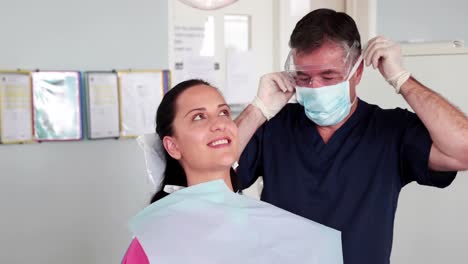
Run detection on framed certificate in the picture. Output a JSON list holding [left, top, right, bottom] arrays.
[[0, 71, 34, 144], [84, 71, 120, 139], [117, 70, 169, 138]]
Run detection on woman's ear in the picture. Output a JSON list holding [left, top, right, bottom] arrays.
[[163, 136, 181, 160]]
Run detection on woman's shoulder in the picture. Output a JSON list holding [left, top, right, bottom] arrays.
[[121, 238, 149, 264]]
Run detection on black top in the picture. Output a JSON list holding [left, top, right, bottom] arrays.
[[238, 99, 457, 264]]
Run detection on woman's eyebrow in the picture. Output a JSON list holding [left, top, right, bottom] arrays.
[[184, 104, 230, 117], [184, 107, 206, 117]]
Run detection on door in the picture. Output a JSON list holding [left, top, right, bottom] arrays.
[[168, 0, 276, 106]]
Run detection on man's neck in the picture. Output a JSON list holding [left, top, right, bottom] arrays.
[[316, 100, 359, 144]]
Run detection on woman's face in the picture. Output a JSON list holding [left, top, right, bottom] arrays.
[[163, 84, 239, 173]]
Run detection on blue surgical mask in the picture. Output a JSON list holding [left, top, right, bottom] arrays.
[[296, 56, 362, 126]]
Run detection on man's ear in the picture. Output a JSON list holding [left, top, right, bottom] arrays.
[[352, 61, 364, 86], [163, 136, 181, 160]]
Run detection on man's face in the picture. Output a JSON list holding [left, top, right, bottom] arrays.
[[291, 40, 363, 105], [292, 40, 359, 88]]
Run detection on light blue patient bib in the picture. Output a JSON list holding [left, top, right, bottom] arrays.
[[130, 180, 343, 264]]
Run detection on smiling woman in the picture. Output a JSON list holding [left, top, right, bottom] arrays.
[[121, 79, 343, 264], [153, 79, 240, 200]]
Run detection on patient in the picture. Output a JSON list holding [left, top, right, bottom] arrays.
[[122, 79, 342, 264]]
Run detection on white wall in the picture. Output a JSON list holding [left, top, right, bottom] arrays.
[[0, 0, 167, 263], [377, 0, 468, 43], [0, 0, 169, 70], [0, 141, 153, 264]]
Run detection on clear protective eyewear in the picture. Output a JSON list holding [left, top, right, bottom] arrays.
[[284, 41, 361, 88]]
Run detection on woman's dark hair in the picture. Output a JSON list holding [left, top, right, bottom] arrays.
[[289, 8, 361, 55], [150, 79, 240, 203]]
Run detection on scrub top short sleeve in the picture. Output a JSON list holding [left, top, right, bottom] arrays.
[[398, 109, 457, 188]]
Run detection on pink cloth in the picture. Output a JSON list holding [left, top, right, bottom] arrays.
[[122, 238, 149, 264]]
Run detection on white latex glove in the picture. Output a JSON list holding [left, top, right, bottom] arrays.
[[364, 36, 411, 93], [251, 72, 295, 120]]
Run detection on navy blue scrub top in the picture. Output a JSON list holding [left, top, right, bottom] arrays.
[[238, 99, 457, 264]]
